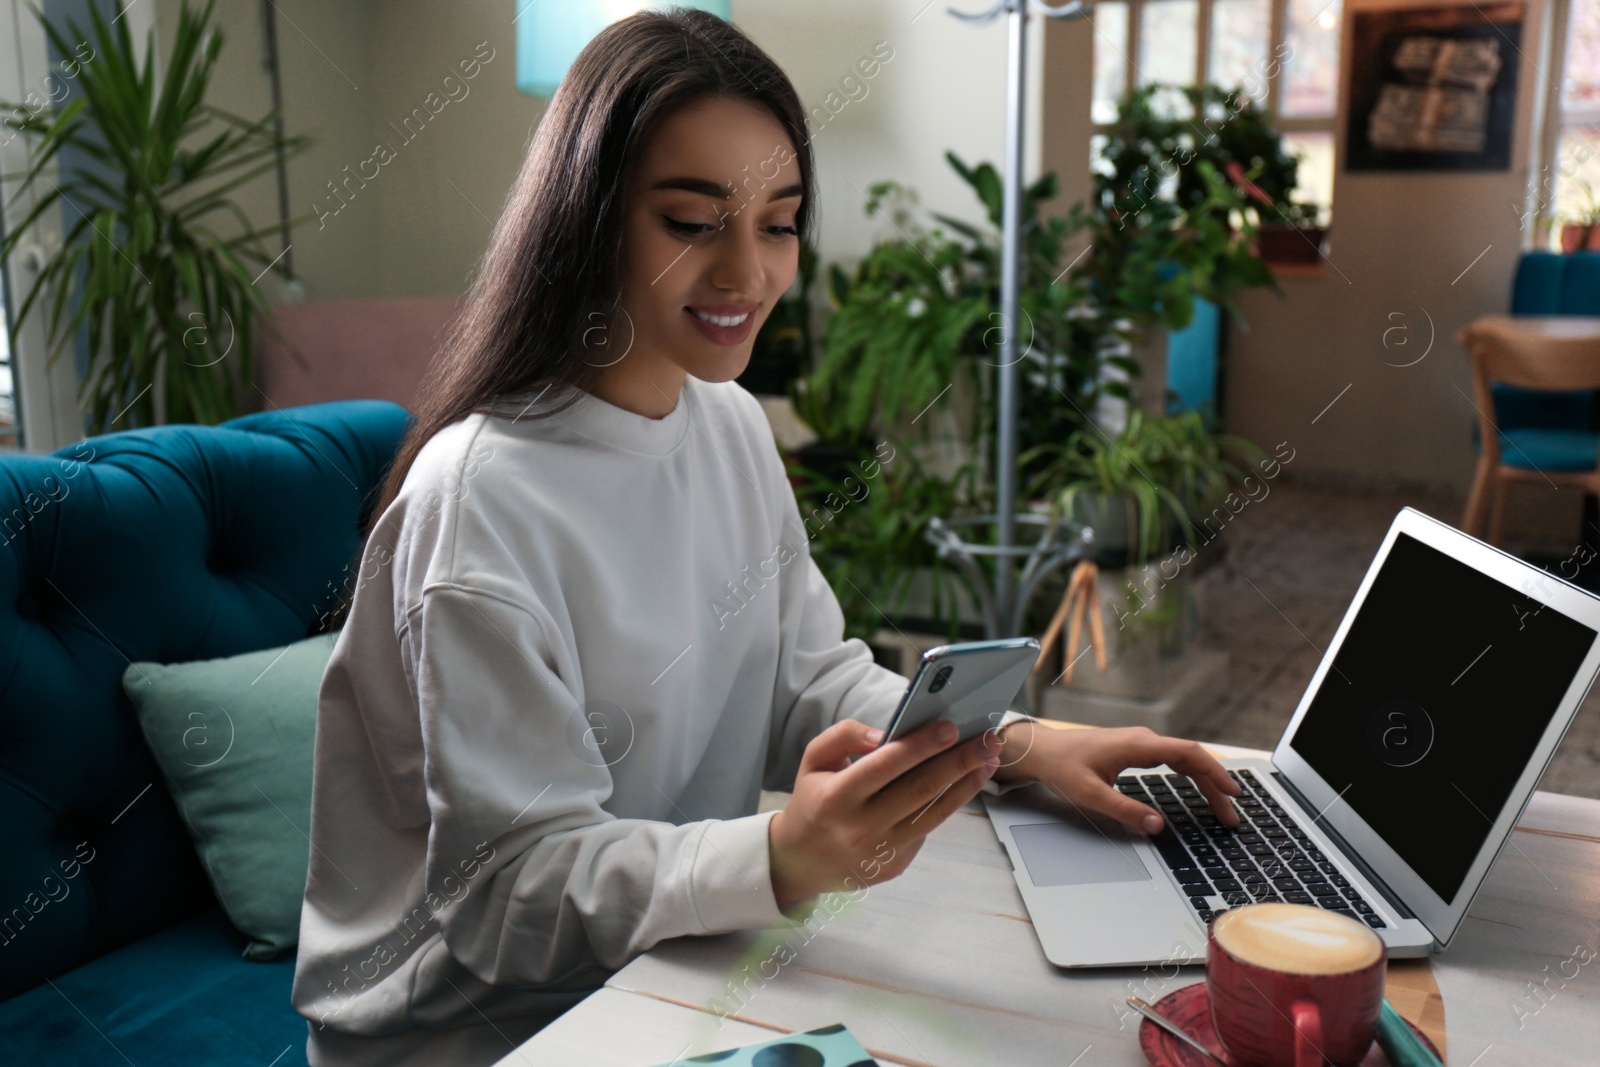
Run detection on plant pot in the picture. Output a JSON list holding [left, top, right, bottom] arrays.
[[1035, 555, 1201, 702], [1559, 223, 1600, 254], [1068, 492, 1186, 572], [1256, 224, 1327, 265], [1072, 493, 1133, 568]]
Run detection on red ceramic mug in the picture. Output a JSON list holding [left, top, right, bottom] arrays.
[[1206, 902, 1387, 1067]]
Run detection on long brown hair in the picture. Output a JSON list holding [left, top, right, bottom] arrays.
[[362, 6, 814, 540]]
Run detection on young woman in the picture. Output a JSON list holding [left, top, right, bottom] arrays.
[[291, 8, 1240, 1065]]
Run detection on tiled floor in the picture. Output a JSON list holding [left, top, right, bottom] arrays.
[[1179, 484, 1600, 801]]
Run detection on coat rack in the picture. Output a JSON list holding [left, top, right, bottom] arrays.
[[939, 0, 1094, 636]]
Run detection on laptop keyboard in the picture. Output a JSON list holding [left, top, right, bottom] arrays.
[[1115, 769, 1387, 930]]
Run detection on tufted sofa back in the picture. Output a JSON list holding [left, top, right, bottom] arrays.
[[0, 399, 412, 1000]]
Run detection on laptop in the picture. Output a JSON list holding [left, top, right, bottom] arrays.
[[984, 506, 1600, 967]]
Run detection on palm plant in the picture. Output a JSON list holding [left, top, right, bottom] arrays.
[[0, 0, 309, 432]]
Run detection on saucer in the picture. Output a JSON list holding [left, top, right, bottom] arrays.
[[1138, 981, 1442, 1067]]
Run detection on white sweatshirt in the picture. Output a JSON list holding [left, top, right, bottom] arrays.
[[291, 376, 1025, 1065]]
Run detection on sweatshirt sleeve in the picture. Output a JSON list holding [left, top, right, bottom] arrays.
[[403, 580, 788, 988], [763, 506, 911, 792], [982, 709, 1045, 796]]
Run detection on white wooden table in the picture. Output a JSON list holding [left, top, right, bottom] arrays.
[[496, 742, 1600, 1066]]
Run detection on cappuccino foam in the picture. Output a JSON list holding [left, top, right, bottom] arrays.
[[1213, 903, 1383, 975]]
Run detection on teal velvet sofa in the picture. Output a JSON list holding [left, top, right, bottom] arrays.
[[0, 400, 412, 1064]]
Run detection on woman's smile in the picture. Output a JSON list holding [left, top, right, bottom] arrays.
[[685, 302, 759, 344]]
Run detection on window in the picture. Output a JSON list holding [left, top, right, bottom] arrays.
[[1090, 0, 1343, 221], [1536, 0, 1600, 247]]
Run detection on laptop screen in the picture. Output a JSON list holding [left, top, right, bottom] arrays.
[[1287, 531, 1597, 904]]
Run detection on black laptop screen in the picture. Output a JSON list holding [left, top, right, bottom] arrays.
[[1287, 531, 1596, 904]]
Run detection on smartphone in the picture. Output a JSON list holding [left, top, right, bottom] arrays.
[[876, 637, 1041, 749]]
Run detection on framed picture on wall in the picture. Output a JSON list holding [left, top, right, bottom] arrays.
[[1345, 2, 1523, 171]]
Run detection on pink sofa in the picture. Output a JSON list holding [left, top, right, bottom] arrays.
[[254, 297, 465, 413]]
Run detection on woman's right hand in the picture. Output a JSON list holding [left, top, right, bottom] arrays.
[[767, 718, 1000, 912]]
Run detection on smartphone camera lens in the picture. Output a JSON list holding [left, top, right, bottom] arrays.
[[928, 665, 953, 694]]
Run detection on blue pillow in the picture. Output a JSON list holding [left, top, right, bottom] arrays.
[[121, 632, 336, 959]]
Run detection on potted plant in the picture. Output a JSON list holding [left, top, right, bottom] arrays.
[[806, 166, 1002, 461], [1254, 200, 1328, 264], [808, 147, 1261, 500], [791, 155, 1107, 644], [1100, 83, 1325, 271], [1025, 409, 1262, 565], [1082, 83, 1278, 447], [1559, 180, 1600, 253], [0, 0, 309, 432], [1020, 409, 1263, 698], [790, 130, 1273, 648]]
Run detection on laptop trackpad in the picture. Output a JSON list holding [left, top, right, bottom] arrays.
[[1011, 820, 1152, 887]]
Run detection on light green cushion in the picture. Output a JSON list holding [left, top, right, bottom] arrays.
[[122, 631, 337, 960]]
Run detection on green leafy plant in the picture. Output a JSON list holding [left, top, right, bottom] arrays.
[[933, 155, 1132, 475], [812, 155, 1124, 460], [1576, 179, 1600, 226], [0, 0, 309, 432], [1098, 83, 1306, 226], [1021, 408, 1264, 567], [785, 375, 866, 456], [806, 124, 1277, 468], [1560, 178, 1600, 253], [808, 171, 992, 449], [791, 153, 1107, 641], [793, 446, 980, 643], [789, 93, 1282, 639], [1091, 84, 1278, 320]]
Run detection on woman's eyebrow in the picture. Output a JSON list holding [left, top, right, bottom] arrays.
[[648, 176, 803, 202]]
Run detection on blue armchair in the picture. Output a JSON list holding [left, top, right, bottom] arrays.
[[0, 400, 411, 1064]]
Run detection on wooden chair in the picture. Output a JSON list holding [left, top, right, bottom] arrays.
[[1460, 315, 1600, 545]]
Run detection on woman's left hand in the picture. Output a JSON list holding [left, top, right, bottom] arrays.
[[991, 722, 1243, 835]]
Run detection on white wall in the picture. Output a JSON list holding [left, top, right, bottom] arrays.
[[152, 0, 388, 302], [358, 5, 544, 298], [153, 0, 552, 302]]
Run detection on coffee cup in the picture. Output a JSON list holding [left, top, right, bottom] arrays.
[[1206, 902, 1387, 1067]]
